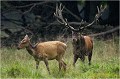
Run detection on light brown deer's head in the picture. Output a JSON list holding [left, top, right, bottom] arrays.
[[17, 35, 30, 49]]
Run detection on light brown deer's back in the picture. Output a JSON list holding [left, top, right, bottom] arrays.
[[35, 41, 67, 60]]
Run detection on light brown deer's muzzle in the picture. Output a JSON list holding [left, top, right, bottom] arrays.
[[17, 46, 20, 50], [17, 44, 22, 50]]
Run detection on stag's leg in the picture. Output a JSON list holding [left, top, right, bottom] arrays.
[[88, 51, 92, 65], [36, 60, 39, 69], [80, 55, 85, 63], [44, 58, 50, 74], [73, 55, 79, 67]]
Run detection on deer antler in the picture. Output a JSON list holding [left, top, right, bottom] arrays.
[[54, 3, 107, 32], [54, 3, 80, 32], [79, 5, 107, 30], [96, 5, 107, 20]]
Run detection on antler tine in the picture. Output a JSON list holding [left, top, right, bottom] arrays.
[[59, 3, 65, 12], [56, 3, 58, 15], [54, 3, 64, 24], [79, 19, 86, 30], [101, 5, 107, 12], [97, 6, 100, 14], [100, 5, 103, 10], [61, 6, 65, 12], [95, 6, 102, 20], [65, 18, 79, 32], [59, 3, 62, 10]]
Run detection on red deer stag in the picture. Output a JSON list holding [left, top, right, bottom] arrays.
[[54, 3, 106, 66], [17, 35, 67, 74]]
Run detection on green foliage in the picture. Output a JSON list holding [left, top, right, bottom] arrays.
[[0, 37, 119, 78], [100, 1, 108, 6], [78, 0, 85, 5]]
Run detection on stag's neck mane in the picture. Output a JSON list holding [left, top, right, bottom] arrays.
[[26, 41, 36, 56]]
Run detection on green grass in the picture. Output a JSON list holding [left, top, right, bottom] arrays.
[[0, 37, 119, 78]]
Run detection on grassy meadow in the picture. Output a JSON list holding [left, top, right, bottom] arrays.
[[0, 37, 119, 78]]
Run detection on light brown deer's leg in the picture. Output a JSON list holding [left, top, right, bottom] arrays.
[[56, 58, 62, 71], [59, 61, 62, 71], [56, 57, 62, 71], [36, 60, 39, 69], [44, 58, 50, 74], [61, 60, 66, 71]]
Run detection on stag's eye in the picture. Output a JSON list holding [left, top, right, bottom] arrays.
[[73, 38, 77, 42]]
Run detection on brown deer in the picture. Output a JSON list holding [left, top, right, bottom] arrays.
[[17, 35, 67, 74], [54, 3, 106, 66]]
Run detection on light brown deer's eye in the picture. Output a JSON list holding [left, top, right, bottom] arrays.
[[22, 41, 26, 44], [21, 40, 26, 44]]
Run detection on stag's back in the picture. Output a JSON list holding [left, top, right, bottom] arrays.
[[84, 36, 93, 52], [35, 41, 67, 59]]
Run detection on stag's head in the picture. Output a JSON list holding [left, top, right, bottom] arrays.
[[17, 35, 30, 49]]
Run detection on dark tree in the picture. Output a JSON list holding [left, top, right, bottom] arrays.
[[108, 1, 119, 26]]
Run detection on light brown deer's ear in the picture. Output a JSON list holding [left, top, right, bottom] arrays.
[[25, 34, 30, 40], [25, 34, 28, 38], [24, 34, 29, 40]]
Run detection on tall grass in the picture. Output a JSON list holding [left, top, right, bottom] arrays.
[[0, 37, 119, 78]]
